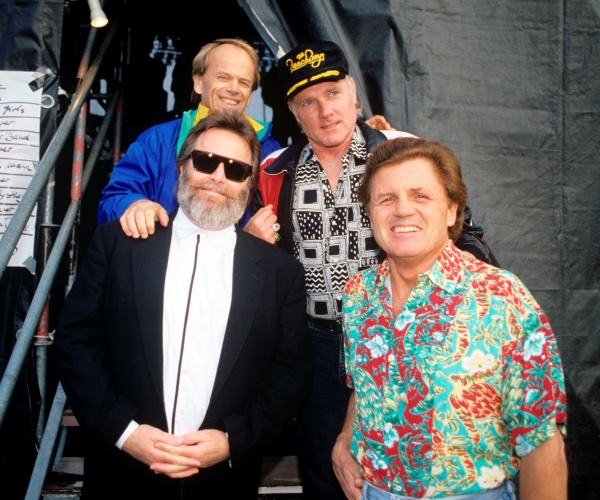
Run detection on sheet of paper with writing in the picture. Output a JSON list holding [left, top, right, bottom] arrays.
[[0, 71, 42, 272]]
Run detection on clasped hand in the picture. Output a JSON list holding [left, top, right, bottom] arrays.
[[122, 424, 230, 478]]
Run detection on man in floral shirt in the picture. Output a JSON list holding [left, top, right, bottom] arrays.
[[332, 137, 567, 500]]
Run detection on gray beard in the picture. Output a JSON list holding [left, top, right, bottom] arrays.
[[176, 171, 250, 230]]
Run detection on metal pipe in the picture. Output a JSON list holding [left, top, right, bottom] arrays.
[[33, 13, 97, 445], [66, 96, 88, 292], [24, 383, 67, 500], [34, 299, 51, 442]]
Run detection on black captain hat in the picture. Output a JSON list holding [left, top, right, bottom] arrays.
[[277, 41, 350, 100]]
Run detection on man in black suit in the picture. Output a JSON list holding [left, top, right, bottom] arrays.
[[53, 112, 312, 499]]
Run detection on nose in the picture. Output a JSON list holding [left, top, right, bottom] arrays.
[[393, 196, 414, 217], [225, 79, 240, 94], [211, 162, 227, 181], [318, 101, 333, 118]]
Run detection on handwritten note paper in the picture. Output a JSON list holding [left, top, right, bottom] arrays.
[[0, 71, 42, 272]]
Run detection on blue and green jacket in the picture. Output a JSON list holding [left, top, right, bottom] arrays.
[[97, 109, 280, 225]]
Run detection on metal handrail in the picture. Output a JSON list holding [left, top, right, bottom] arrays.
[[0, 16, 121, 428], [24, 82, 121, 500], [0, 14, 125, 498], [25, 383, 67, 499]]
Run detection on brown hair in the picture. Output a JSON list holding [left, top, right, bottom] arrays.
[[191, 38, 260, 106], [358, 137, 467, 241], [176, 112, 262, 191]]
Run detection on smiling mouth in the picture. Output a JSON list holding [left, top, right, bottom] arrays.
[[392, 226, 420, 233], [220, 97, 239, 106]]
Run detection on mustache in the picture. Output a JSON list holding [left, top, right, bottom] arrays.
[[192, 180, 233, 198]]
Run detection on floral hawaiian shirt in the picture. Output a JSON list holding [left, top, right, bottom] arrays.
[[342, 241, 567, 498]]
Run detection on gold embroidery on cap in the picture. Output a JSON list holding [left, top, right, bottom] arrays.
[[310, 70, 340, 82], [287, 79, 309, 96], [286, 49, 326, 73], [286, 70, 342, 96]]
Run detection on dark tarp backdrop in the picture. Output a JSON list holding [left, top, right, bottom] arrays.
[[240, 0, 600, 497]]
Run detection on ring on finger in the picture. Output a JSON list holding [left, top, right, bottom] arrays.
[[272, 223, 280, 232], [274, 233, 281, 242]]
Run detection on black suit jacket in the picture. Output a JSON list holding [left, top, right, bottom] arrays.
[[53, 214, 312, 499]]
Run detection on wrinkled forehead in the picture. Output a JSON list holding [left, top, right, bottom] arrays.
[[290, 76, 352, 103], [372, 159, 445, 192], [194, 128, 252, 162], [205, 44, 256, 72]]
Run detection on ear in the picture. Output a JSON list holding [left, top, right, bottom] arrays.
[[447, 202, 458, 227], [347, 76, 356, 94], [287, 100, 298, 121], [192, 73, 203, 95]]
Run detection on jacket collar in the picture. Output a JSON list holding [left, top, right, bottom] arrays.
[[263, 119, 387, 177]]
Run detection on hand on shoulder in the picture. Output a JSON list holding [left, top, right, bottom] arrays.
[[365, 114, 395, 131], [120, 199, 169, 239]]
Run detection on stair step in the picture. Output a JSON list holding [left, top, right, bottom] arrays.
[[42, 455, 302, 498], [259, 455, 302, 491]]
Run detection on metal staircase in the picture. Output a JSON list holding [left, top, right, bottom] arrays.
[[0, 15, 124, 499]]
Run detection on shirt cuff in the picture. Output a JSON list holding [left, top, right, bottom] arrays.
[[116, 421, 139, 449]]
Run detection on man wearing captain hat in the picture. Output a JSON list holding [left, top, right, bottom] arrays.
[[244, 40, 496, 499], [279, 41, 351, 98]]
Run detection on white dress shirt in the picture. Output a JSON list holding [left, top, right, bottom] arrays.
[[116, 210, 235, 447]]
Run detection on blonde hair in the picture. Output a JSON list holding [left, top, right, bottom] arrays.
[[190, 38, 260, 106]]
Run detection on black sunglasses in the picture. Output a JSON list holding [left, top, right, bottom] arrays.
[[184, 149, 254, 183]]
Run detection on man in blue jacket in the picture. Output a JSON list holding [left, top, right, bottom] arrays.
[[97, 38, 281, 238]]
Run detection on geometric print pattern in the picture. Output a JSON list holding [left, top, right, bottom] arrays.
[[293, 127, 381, 320]]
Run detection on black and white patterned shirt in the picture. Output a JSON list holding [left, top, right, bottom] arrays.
[[292, 126, 381, 321]]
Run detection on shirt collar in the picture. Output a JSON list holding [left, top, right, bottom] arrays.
[[173, 209, 236, 244], [350, 125, 368, 161], [375, 240, 468, 296], [423, 241, 468, 294], [194, 103, 264, 134], [300, 124, 368, 165]]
